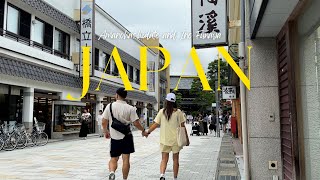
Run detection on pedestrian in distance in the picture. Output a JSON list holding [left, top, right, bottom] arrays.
[[102, 88, 149, 180], [209, 112, 217, 135], [203, 114, 209, 136], [198, 114, 205, 135], [97, 110, 103, 137], [147, 93, 190, 180], [79, 109, 91, 140], [222, 112, 229, 133]]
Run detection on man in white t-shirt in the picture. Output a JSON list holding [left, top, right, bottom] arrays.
[[102, 88, 149, 180]]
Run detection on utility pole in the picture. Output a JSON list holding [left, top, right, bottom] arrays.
[[239, 0, 249, 179], [215, 75, 220, 138]]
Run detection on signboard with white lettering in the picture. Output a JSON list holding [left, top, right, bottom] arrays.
[[80, 0, 95, 77], [222, 86, 236, 100], [191, 0, 228, 48]]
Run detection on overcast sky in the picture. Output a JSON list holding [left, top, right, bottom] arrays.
[[96, 0, 219, 75]]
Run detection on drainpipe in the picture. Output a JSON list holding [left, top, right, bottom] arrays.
[[239, 0, 250, 179]]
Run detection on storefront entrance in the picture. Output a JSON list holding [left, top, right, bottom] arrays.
[[33, 91, 59, 139], [82, 94, 97, 134], [0, 84, 23, 124]]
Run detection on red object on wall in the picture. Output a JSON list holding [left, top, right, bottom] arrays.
[[231, 117, 237, 134]]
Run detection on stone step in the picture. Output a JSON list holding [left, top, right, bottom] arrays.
[[220, 151, 235, 155], [219, 163, 236, 168], [219, 153, 235, 159], [219, 158, 236, 164], [218, 169, 239, 176]]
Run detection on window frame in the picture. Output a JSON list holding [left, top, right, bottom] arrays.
[[6, 3, 31, 39], [33, 17, 45, 44], [54, 28, 70, 56], [0, 0, 5, 30], [6, 4, 20, 35]]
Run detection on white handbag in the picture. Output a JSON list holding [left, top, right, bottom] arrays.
[[177, 115, 188, 147]]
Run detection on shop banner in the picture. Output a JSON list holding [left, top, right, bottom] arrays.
[[191, 0, 228, 48], [222, 86, 236, 99], [80, 0, 95, 77]]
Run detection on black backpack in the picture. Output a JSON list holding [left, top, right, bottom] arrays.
[[211, 115, 216, 124]]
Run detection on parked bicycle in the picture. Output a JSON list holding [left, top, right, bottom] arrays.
[[0, 123, 19, 151], [33, 118, 49, 146], [15, 124, 37, 149], [0, 136, 4, 151]]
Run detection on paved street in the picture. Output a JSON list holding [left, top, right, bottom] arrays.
[[0, 125, 221, 180]]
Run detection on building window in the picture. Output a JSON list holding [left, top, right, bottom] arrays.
[[105, 53, 111, 74], [75, 39, 80, 53], [135, 69, 140, 84], [100, 52, 106, 70], [94, 48, 99, 70], [0, 0, 5, 30], [33, 18, 53, 48], [33, 19, 44, 44], [7, 5, 19, 34], [6, 4, 31, 39], [54, 28, 70, 55], [123, 62, 128, 73], [129, 66, 134, 82], [112, 59, 118, 76]]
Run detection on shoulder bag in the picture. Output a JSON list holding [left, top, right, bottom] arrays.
[[177, 112, 188, 147], [110, 103, 131, 135]]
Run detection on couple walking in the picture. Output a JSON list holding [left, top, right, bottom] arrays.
[[102, 88, 190, 180]]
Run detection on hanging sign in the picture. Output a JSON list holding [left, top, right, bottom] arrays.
[[191, 0, 228, 48]]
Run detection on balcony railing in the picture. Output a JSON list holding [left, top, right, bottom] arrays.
[[33, 41, 53, 54], [54, 50, 71, 60], [0, 28, 71, 61], [4, 30, 32, 46], [95, 65, 111, 74], [112, 71, 119, 76]]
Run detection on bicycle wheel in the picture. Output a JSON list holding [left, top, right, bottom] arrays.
[[29, 133, 37, 147], [0, 137, 4, 151], [16, 133, 27, 149], [35, 132, 48, 146], [3, 134, 18, 151]]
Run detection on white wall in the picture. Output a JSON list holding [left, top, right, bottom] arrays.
[[43, 0, 79, 18]]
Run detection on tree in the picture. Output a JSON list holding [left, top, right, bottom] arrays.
[[207, 59, 229, 90], [190, 59, 229, 111], [175, 92, 183, 107], [190, 78, 215, 112]]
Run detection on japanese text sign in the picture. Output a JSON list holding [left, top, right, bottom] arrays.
[[191, 0, 228, 48]]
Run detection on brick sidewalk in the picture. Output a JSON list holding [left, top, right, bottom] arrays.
[[0, 125, 221, 180]]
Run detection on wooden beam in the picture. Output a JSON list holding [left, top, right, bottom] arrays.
[[229, 20, 241, 29]]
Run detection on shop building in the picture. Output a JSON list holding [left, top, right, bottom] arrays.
[[140, 38, 171, 110], [0, 0, 158, 140], [228, 0, 320, 179]]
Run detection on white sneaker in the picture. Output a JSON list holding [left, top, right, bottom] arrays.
[[109, 173, 115, 180]]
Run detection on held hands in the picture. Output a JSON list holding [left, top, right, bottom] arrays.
[[142, 130, 150, 138], [104, 131, 110, 139]]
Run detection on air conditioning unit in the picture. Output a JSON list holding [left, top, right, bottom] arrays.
[[72, 52, 80, 64], [74, 9, 80, 22]]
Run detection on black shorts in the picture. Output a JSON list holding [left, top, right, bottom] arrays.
[[110, 134, 135, 157]]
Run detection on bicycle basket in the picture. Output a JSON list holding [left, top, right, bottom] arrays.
[[2, 124, 14, 134], [15, 123, 26, 132], [35, 122, 46, 132]]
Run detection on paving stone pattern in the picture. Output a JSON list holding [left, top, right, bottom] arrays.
[[0, 125, 221, 180]]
